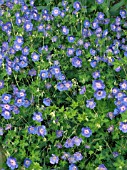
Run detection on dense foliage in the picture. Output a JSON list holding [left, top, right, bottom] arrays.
[[0, 0, 127, 169]]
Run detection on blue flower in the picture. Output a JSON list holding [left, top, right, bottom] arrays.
[[97, 164, 107, 170], [119, 122, 127, 133], [52, 7, 61, 17], [67, 36, 75, 43], [23, 158, 32, 168], [63, 80, 73, 90], [94, 89, 106, 100], [120, 10, 126, 19], [37, 125, 47, 137], [68, 156, 76, 164], [22, 46, 29, 55], [97, 12, 105, 20], [15, 98, 24, 107], [50, 154, 59, 164], [118, 104, 127, 113], [29, 69, 36, 76], [69, 164, 78, 170], [92, 80, 105, 91], [40, 70, 48, 80], [28, 126, 37, 134], [90, 48, 96, 56], [119, 80, 127, 90], [72, 136, 82, 146], [90, 60, 97, 68], [57, 82, 65, 91], [56, 130, 63, 138], [67, 48, 75, 57], [31, 52, 40, 62], [32, 112, 43, 122], [86, 99, 96, 109], [84, 20, 90, 28], [81, 127, 92, 137], [0, 127, 3, 136], [15, 36, 24, 46], [92, 71, 100, 79], [1, 110, 11, 119], [64, 138, 74, 148], [112, 152, 119, 158], [107, 112, 114, 120], [79, 86, 86, 94], [73, 152, 83, 161], [43, 98, 52, 106], [96, 0, 104, 4], [1, 94, 11, 103], [24, 21, 33, 32], [0, 80, 4, 89], [72, 56, 82, 68], [62, 26, 69, 35], [107, 125, 114, 133], [73, 1, 81, 11], [6, 157, 18, 170], [113, 108, 119, 116], [111, 87, 119, 96]]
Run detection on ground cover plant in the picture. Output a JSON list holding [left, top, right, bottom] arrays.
[[0, 0, 127, 169]]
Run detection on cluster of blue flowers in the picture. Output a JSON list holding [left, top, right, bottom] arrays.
[[0, 0, 127, 169], [6, 157, 32, 170]]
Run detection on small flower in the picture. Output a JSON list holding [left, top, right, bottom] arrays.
[[24, 21, 33, 32], [50, 154, 59, 164], [92, 80, 105, 91], [62, 26, 69, 35], [112, 152, 119, 158], [56, 130, 63, 138], [5, 124, 12, 130], [6, 157, 18, 170], [107, 112, 114, 120], [40, 70, 48, 80], [1, 94, 11, 103], [79, 86, 86, 94], [94, 89, 106, 100], [67, 48, 75, 57], [72, 56, 82, 68], [81, 127, 92, 138], [23, 158, 32, 168], [72, 136, 82, 146], [64, 138, 74, 148], [73, 1, 81, 11], [31, 52, 40, 62], [52, 7, 61, 17], [120, 10, 126, 19], [69, 164, 78, 170], [28, 126, 37, 134], [92, 71, 100, 79], [1, 110, 11, 119], [86, 99, 96, 109], [0, 80, 4, 89], [67, 36, 75, 43], [119, 80, 127, 90], [0, 127, 3, 136], [97, 164, 107, 170], [37, 125, 47, 137], [28, 69, 36, 76], [68, 156, 76, 164], [32, 112, 43, 122], [96, 0, 104, 4], [73, 152, 83, 161], [119, 122, 127, 133], [107, 125, 114, 133], [84, 20, 90, 28], [43, 98, 52, 106]]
